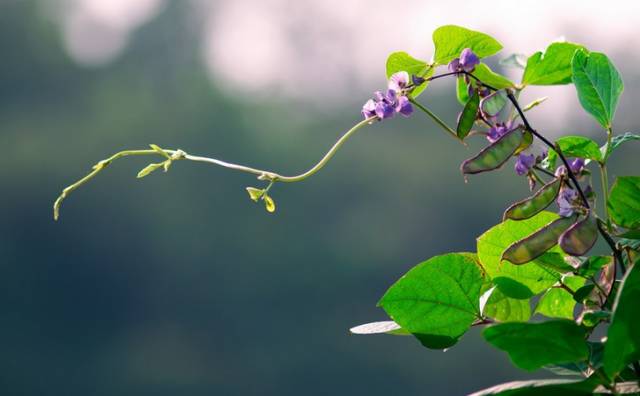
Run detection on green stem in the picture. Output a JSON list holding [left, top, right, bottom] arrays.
[[53, 118, 374, 220], [600, 127, 614, 230], [599, 163, 611, 228], [408, 98, 463, 144]]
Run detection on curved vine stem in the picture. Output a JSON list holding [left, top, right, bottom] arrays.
[[54, 117, 375, 220]]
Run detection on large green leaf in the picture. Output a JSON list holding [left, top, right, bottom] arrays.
[[555, 135, 603, 162], [483, 287, 531, 322], [483, 320, 589, 371], [469, 378, 598, 396], [522, 42, 584, 86], [432, 25, 502, 65], [385, 51, 434, 98], [477, 212, 561, 297], [608, 176, 640, 230], [535, 276, 585, 319], [603, 259, 640, 377], [572, 50, 624, 129], [378, 253, 483, 349], [473, 63, 515, 90]]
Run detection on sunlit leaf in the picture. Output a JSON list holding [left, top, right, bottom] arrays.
[[572, 50, 623, 129], [379, 253, 483, 349], [483, 320, 589, 371], [432, 25, 502, 65], [608, 176, 640, 230]]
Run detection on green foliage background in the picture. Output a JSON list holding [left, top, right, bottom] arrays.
[[1, 2, 639, 395]]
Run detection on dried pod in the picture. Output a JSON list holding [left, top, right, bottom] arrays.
[[461, 127, 524, 175], [559, 213, 599, 256], [456, 90, 479, 139], [502, 215, 577, 265], [503, 178, 562, 221]]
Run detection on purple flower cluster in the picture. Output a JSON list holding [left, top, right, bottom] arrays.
[[448, 48, 480, 73], [362, 71, 414, 120]]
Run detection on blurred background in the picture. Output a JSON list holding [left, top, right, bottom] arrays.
[[1, 0, 639, 394]]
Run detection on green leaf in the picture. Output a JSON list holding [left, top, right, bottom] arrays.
[[385, 52, 433, 98], [483, 320, 589, 371], [603, 258, 640, 377], [457, 90, 480, 139], [603, 132, 640, 159], [379, 253, 483, 349], [483, 287, 531, 322], [136, 162, 164, 178], [349, 321, 410, 336], [246, 187, 264, 202], [432, 25, 502, 65], [555, 135, 603, 163], [577, 255, 614, 277], [493, 277, 534, 300], [536, 252, 576, 274], [572, 50, 624, 129], [608, 176, 640, 230], [477, 211, 561, 296], [522, 42, 585, 86], [149, 144, 171, 159], [535, 276, 585, 319], [473, 63, 515, 90], [469, 378, 598, 396]]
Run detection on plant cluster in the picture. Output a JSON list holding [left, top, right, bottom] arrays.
[[54, 25, 640, 395]]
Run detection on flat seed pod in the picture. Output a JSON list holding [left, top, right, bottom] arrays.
[[480, 90, 508, 117], [559, 213, 599, 256], [461, 128, 524, 175], [502, 215, 577, 265], [456, 90, 480, 139], [503, 178, 562, 221]]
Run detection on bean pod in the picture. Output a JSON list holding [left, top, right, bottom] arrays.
[[456, 90, 479, 140], [503, 178, 562, 221], [502, 215, 577, 265], [559, 212, 599, 256], [461, 127, 524, 175]]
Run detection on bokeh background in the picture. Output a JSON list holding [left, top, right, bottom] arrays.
[[2, 0, 639, 394]]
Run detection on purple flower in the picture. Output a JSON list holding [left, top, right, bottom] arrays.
[[448, 58, 461, 73], [459, 48, 480, 72], [361, 73, 415, 120], [515, 153, 535, 176], [395, 96, 413, 117], [374, 89, 397, 106], [557, 187, 578, 217], [375, 101, 395, 119], [361, 99, 377, 119], [388, 71, 409, 92], [569, 158, 585, 174], [487, 122, 511, 143]]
